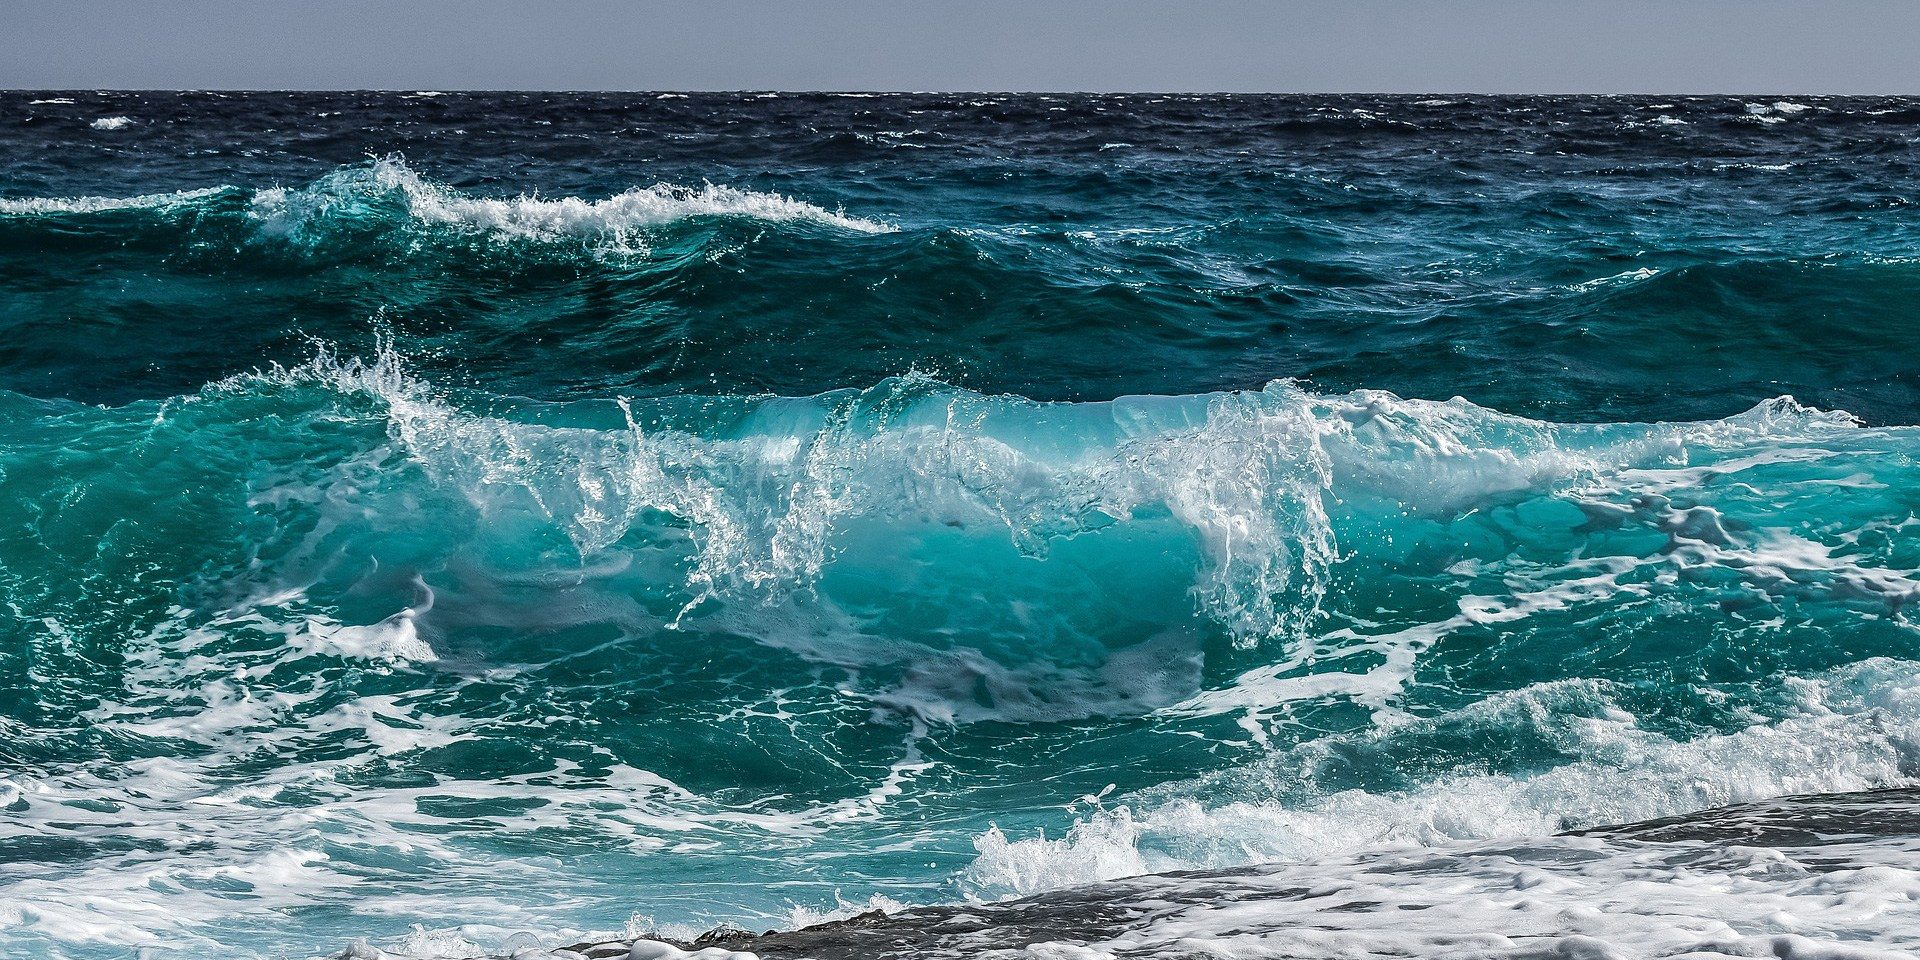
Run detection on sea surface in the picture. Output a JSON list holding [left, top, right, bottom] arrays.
[[2, 92, 1919, 960]]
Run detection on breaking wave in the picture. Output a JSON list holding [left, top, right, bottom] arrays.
[[7, 335, 1920, 959], [0, 157, 892, 258]]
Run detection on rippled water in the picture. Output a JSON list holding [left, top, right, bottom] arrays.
[[2, 93, 1918, 960]]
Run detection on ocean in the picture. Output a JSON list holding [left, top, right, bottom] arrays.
[[1, 91, 1918, 960]]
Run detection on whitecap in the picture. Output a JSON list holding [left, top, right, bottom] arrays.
[[247, 157, 895, 250], [1567, 266, 1660, 291], [0, 185, 225, 215]]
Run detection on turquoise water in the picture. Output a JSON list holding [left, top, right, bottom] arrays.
[[2, 93, 1919, 959]]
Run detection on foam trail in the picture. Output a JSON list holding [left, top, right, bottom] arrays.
[[0, 185, 228, 214]]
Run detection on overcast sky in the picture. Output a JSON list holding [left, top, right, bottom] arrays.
[[5, 0, 1919, 93]]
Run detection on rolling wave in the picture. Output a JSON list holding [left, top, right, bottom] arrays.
[[0, 157, 891, 256], [7, 343, 1920, 958]]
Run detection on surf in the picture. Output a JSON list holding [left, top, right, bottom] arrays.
[[6, 92, 1920, 960]]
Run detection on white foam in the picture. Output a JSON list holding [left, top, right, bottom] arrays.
[[89, 116, 132, 130], [782, 892, 909, 930], [966, 659, 1920, 898], [0, 157, 892, 250], [291, 609, 439, 664], [625, 942, 758, 960], [0, 585, 821, 956], [987, 832, 1920, 960], [1568, 266, 1660, 290], [247, 157, 893, 253], [0, 185, 225, 215]]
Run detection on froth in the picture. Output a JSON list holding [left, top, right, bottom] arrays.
[[964, 659, 1920, 898], [248, 157, 894, 254], [962, 831, 1920, 960], [261, 344, 1342, 649], [0, 157, 893, 256], [0, 185, 227, 215]]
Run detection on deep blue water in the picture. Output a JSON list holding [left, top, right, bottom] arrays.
[[2, 92, 1920, 960]]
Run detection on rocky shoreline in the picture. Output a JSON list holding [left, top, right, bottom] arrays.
[[540, 787, 1920, 960]]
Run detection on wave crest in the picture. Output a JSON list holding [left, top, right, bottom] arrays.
[[249, 157, 894, 253], [0, 185, 231, 215], [0, 157, 893, 258], [234, 341, 1872, 660]]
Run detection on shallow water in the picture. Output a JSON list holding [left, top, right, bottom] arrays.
[[1, 92, 1918, 959]]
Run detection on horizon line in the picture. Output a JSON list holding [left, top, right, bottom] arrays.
[[6, 88, 1914, 97]]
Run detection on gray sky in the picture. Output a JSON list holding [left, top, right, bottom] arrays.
[[5, 0, 1919, 93]]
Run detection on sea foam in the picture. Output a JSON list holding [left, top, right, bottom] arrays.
[[0, 157, 892, 258], [0, 185, 227, 215], [965, 658, 1920, 897], [247, 157, 893, 253]]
